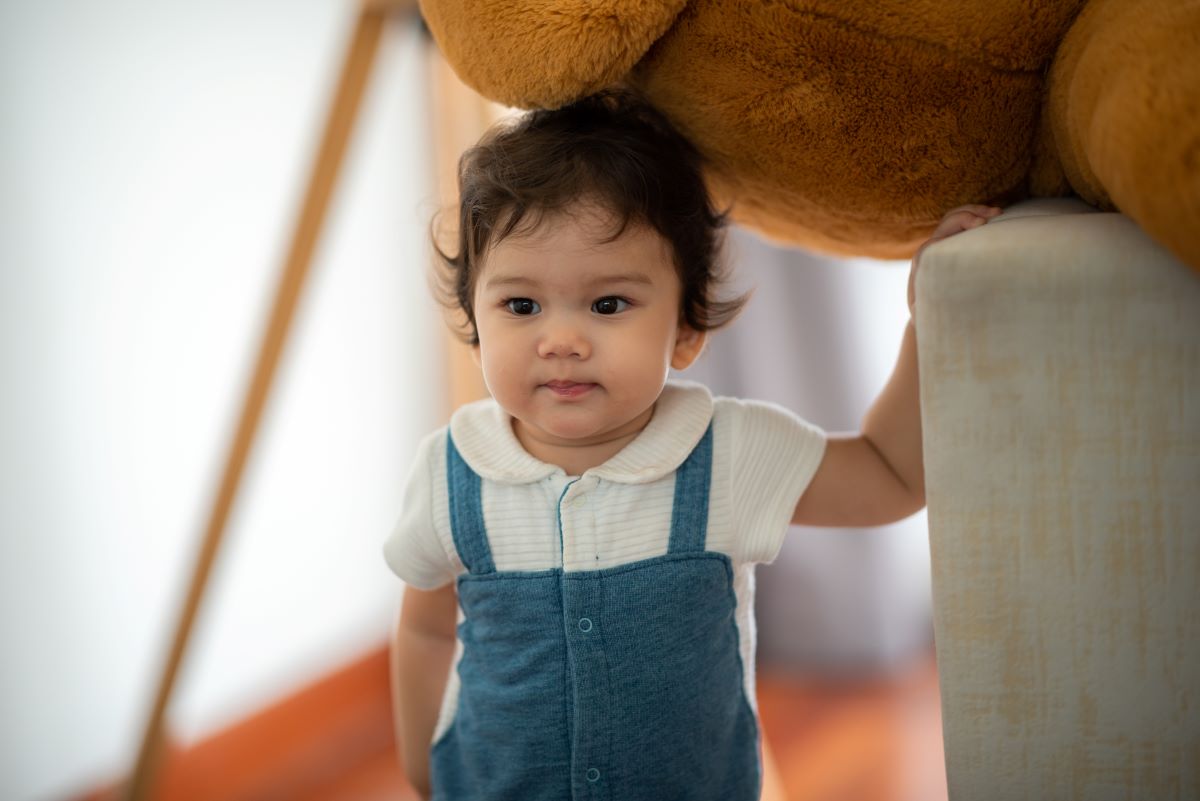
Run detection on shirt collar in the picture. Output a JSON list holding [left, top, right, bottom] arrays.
[[448, 380, 715, 485]]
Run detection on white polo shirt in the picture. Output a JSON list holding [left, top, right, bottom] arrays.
[[384, 380, 826, 733]]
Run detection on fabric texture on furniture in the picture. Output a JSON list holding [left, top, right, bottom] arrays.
[[916, 198, 1199, 799]]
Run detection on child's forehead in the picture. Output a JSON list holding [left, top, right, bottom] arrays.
[[501, 200, 641, 244], [477, 212, 679, 292], [484, 202, 673, 267]]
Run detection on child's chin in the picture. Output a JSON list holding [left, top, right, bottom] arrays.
[[535, 413, 610, 442], [541, 421, 602, 442]]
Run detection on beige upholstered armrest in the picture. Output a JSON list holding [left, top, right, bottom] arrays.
[[914, 198, 1200, 799]]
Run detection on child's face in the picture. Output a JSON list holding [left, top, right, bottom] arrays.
[[472, 204, 706, 456]]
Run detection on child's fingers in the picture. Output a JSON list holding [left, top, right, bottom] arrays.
[[947, 203, 1003, 218], [932, 211, 980, 238]]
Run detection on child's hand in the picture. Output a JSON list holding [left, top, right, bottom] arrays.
[[908, 204, 1003, 315], [927, 204, 1003, 243]]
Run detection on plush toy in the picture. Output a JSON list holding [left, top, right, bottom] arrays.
[[418, 0, 1199, 270]]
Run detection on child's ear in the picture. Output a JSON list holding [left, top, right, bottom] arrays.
[[670, 325, 707, 371]]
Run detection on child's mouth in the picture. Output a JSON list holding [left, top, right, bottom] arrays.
[[543, 380, 597, 399]]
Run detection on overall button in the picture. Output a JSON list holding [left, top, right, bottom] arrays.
[[577, 618, 593, 632], [586, 768, 601, 782]]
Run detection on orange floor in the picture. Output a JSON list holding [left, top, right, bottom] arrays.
[[758, 653, 947, 801], [308, 652, 946, 801]]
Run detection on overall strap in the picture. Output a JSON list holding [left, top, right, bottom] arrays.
[[667, 422, 714, 554], [446, 432, 496, 575]]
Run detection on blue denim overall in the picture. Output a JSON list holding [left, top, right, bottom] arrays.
[[430, 424, 760, 800]]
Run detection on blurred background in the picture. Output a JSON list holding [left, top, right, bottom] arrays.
[[0, 2, 944, 799]]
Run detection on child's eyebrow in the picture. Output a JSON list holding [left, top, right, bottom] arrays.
[[482, 274, 537, 289], [586, 272, 654, 287], [482, 272, 655, 289]]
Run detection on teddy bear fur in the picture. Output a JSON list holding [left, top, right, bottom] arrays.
[[419, 0, 1200, 270]]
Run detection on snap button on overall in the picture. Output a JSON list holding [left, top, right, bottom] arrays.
[[578, 618, 593, 632]]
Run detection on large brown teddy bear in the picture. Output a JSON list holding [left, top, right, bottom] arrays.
[[419, 0, 1200, 270]]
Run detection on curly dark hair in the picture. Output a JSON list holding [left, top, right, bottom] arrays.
[[432, 90, 748, 344]]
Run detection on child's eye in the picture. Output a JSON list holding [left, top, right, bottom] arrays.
[[504, 298, 541, 316], [592, 296, 630, 315]]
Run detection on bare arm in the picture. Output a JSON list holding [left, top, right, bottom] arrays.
[[792, 204, 1001, 527], [391, 582, 457, 799], [791, 320, 924, 526]]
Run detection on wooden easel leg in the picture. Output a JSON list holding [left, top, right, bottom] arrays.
[[122, 7, 392, 800]]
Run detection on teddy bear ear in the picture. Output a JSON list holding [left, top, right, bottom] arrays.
[[419, 0, 689, 109]]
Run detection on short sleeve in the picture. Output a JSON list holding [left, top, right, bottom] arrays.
[[382, 428, 457, 590], [718, 398, 826, 565]]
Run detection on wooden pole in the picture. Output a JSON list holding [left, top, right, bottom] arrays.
[[123, 6, 398, 799], [425, 42, 506, 411]]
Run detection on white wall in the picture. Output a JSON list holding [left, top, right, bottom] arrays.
[[0, 3, 442, 800]]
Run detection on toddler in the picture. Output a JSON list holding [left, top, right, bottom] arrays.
[[385, 90, 1000, 801]]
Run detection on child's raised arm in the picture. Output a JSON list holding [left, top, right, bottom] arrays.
[[791, 205, 1002, 527]]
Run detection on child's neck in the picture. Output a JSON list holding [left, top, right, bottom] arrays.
[[513, 405, 655, 477]]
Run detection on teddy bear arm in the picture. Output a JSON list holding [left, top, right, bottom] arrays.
[[1045, 0, 1200, 271], [419, 0, 689, 108]]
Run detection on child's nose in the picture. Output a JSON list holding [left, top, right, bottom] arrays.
[[537, 321, 590, 359]]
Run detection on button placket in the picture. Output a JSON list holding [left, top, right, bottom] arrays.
[[556, 477, 580, 567], [560, 478, 602, 569], [564, 575, 609, 799]]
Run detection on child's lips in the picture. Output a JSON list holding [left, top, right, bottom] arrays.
[[543, 380, 598, 399]]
